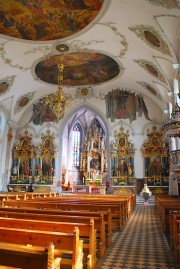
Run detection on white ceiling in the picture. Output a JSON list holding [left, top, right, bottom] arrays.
[[0, 0, 180, 126]]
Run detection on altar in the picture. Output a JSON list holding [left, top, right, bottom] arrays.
[[109, 185, 136, 194], [72, 185, 92, 194], [72, 184, 106, 194]]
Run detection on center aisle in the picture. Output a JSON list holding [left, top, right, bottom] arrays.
[[99, 205, 176, 269]]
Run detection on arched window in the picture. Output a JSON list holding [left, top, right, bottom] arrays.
[[72, 123, 82, 167]]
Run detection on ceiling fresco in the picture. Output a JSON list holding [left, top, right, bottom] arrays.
[[0, 0, 105, 41], [0, 81, 9, 95], [0, 76, 15, 96], [129, 25, 172, 56], [0, 1, 179, 123], [35, 51, 121, 86]]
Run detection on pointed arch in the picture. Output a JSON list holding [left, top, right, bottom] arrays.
[[58, 104, 110, 185]]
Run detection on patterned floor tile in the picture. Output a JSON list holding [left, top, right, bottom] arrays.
[[99, 205, 176, 269]]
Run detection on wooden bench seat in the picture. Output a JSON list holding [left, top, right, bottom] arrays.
[[170, 218, 180, 265], [0, 242, 60, 269], [155, 195, 180, 231], [159, 203, 180, 231], [0, 226, 83, 269], [2, 199, 125, 230], [0, 209, 106, 259], [0, 216, 96, 269]]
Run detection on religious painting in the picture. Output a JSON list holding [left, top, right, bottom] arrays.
[[42, 155, 54, 177], [137, 81, 162, 100], [129, 25, 171, 55], [110, 127, 136, 185], [152, 136, 159, 146], [134, 59, 167, 84], [0, 76, 15, 96], [119, 137, 126, 147], [10, 131, 35, 184], [35, 52, 120, 86], [0, 0, 106, 41], [141, 126, 169, 186], [90, 151, 101, 170], [44, 139, 51, 149], [0, 81, 9, 95], [148, 154, 162, 177], [30, 101, 58, 125], [35, 130, 56, 184], [105, 89, 151, 123], [80, 118, 107, 182]]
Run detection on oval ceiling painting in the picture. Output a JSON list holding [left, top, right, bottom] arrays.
[[35, 52, 120, 86], [0, 0, 106, 41], [0, 81, 9, 95]]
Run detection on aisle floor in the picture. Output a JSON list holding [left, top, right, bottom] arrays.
[[99, 205, 176, 269]]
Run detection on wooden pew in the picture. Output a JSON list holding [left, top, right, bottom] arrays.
[[155, 195, 180, 231], [0, 216, 96, 269], [0, 226, 83, 269], [2, 199, 125, 231], [169, 211, 180, 250], [170, 218, 180, 265], [1, 200, 112, 250], [0, 209, 106, 259], [0, 242, 60, 269]]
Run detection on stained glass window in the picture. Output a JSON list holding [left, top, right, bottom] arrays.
[[72, 123, 81, 167]]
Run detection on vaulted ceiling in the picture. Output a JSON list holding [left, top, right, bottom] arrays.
[[0, 0, 180, 126]]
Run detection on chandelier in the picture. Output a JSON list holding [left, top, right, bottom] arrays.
[[42, 49, 70, 120]]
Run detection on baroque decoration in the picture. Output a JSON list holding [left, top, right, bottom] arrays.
[[0, 0, 106, 41], [34, 51, 121, 86], [80, 119, 107, 184], [137, 81, 162, 100], [9, 130, 57, 192], [141, 126, 169, 188], [31, 44, 72, 124], [97, 22, 128, 58], [10, 130, 35, 187], [134, 59, 167, 84], [0, 75, 16, 96], [146, 0, 180, 9], [14, 92, 34, 113], [40, 46, 71, 120], [76, 86, 93, 99], [162, 103, 180, 173], [105, 89, 151, 123], [129, 25, 171, 56], [35, 130, 57, 185], [110, 127, 136, 186]]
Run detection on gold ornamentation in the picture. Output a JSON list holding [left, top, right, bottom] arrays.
[[80, 88, 89, 96], [41, 46, 71, 120]]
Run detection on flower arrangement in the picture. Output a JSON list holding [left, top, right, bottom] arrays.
[[95, 178, 102, 184], [119, 181, 126, 185], [85, 178, 92, 183], [154, 181, 161, 186]]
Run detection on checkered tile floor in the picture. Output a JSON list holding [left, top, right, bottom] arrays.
[[99, 205, 176, 269]]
